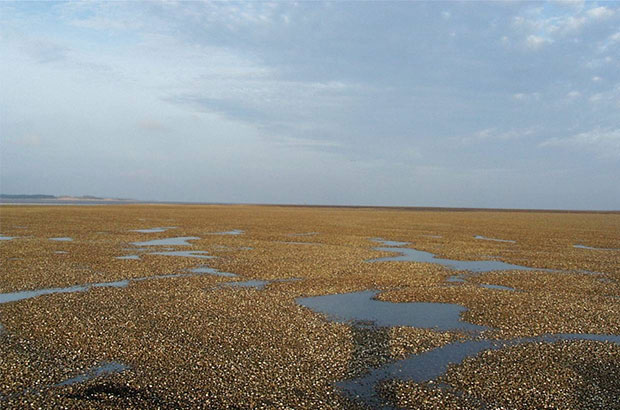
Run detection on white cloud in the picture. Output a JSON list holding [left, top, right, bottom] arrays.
[[513, 92, 541, 101], [589, 93, 603, 103], [586, 6, 614, 20], [512, 3, 619, 50], [525, 34, 552, 50], [540, 128, 620, 158], [566, 90, 581, 98]]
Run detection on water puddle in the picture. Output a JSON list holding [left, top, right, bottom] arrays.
[[297, 290, 486, 332], [208, 229, 244, 236], [370, 246, 537, 272], [115, 255, 140, 260], [0, 281, 127, 304], [224, 280, 269, 289], [479, 283, 515, 291], [296, 289, 620, 407], [574, 244, 619, 251], [446, 275, 465, 283], [131, 237, 200, 246], [0, 235, 16, 241], [131, 226, 177, 233], [190, 266, 238, 278], [277, 241, 321, 246], [55, 251, 68, 254], [371, 238, 409, 247], [337, 333, 620, 407], [57, 362, 129, 386], [49, 237, 73, 242], [149, 250, 213, 259], [474, 235, 516, 243], [0, 263, 238, 305], [134, 273, 185, 281]]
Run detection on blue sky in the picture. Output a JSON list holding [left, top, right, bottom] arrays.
[[1, 1, 619, 209]]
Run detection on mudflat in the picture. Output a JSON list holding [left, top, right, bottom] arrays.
[[1, 205, 619, 409]]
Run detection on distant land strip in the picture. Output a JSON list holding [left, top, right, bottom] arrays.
[[0, 195, 617, 214]]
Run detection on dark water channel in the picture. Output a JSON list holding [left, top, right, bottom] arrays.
[[297, 291, 486, 332], [336, 333, 620, 407], [369, 245, 536, 272], [297, 289, 620, 408]]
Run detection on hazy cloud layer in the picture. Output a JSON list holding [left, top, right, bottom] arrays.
[[1, 1, 619, 209]]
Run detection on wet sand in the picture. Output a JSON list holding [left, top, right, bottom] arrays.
[[1, 205, 619, 408]]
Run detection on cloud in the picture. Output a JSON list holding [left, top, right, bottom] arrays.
[[2, 1, 620, 208], [540, 128, 620, 158], [525, 34, 552, 50], [511, 2, 619, 51], [513, 92, 541, 101], [586, 6, 614, 20], [461, 127, 537, 144]]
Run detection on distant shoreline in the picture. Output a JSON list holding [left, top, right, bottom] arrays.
[[0, 199, 617, 214]]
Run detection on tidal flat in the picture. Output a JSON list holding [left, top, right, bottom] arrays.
[[0, 205, 619, 409]]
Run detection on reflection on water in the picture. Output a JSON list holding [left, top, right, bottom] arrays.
[[131, 237, 200, 246], [208, 229, 244, 236], [288, 232, 318, 237], [0, 281, 127, 304], [49, 237, 73, 242], [337, 333, 620, 406], [371, 238, 409, 247], [474, 235, 516, 243], [0, 235, 16, 241], [0, 263, 237, 305], [131, 227, 176, 233], [149, 250, 213, 259], [479, 283, 515, 291], [574, 244, 619, 251], [115, 255, 140, 260], [370, 246, 537, 272], [277, 241, 321, 245], [370, 245, 537, 272], [190, 266, 238, 277], [297, 290, 486, 332], [225, 280, 269, 289], [298, 287, 620, 407]]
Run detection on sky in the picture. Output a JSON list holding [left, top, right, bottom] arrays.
[[1, 1, 619, 210]]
